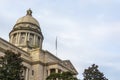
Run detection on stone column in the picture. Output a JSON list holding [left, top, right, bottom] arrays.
[[33, 34, 36, 46], [56, 69, 58, 80], [16, 33, 19, 44], [15, 33, 17, 44], [25, 68, 29, 80], [17, 32, 21, 45], [25, 33, 28, 45], [23, 69, 26, 80], [28, 69, 30, 80], [56, 69, 58, 73], [10, 35, 13, 43], [48, 69, 50, 76]]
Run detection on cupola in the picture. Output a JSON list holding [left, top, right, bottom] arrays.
[[9, 9, 44, 51]]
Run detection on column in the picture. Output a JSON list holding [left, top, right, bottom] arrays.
[[16, 33, 19, 44], [48, 69, 50, 76], [28, 69, 29, 80], [25, 33, 27, 45], [56, 69, 58, 80], [27, 33, 30, 46], [25, 68, 29, 80], [10, 35, 13, 43], [33, 34, 36, 46], [17, 32, 21, 44], [56, 69, 58, 73], [23, 69, 26, 80]]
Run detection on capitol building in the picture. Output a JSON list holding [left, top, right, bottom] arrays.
[[0, 9, 78, 80]]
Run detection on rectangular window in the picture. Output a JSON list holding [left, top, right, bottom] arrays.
[[32, 70, 34, 75]]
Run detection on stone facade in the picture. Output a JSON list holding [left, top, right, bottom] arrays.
[[0, 9, 78, 80]]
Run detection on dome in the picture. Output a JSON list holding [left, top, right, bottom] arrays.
[[11, 9, 42, 34], [16, 9, 40, 27], [9, 9, 44, 50]]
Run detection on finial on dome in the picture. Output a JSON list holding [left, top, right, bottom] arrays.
[[26, 8, 32, 16]]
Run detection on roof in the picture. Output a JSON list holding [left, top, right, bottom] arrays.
[[15, 9, 40, 27], [63, 60, 78, 74]]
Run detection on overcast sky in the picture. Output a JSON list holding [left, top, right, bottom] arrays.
[[0, 0, 120, 80]]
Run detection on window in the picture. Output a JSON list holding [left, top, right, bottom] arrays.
[[50, 69, 55, 74], [29, 37, 33, 45], [32, 70, 34, 75], [36, 37, 40, 47], [29, 34, 34, 45], [20, 37, 25, 44], [20, 33, 25, 44], [13, 37, 16, 44]]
